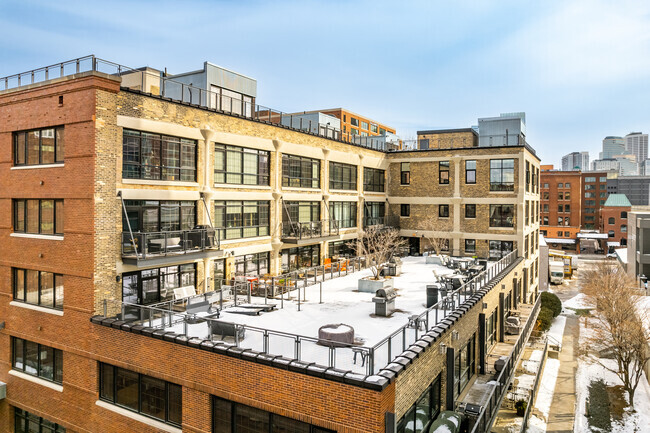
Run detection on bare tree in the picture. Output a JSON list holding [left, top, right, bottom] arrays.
[[582, 261, 650, 409], [355, 226, 407, 280], [421, 214, 448, 257]]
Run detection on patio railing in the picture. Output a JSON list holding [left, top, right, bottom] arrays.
[[468, 293, 541, 433], [121, 228, 220, 260], [280, 220, 339, 241]]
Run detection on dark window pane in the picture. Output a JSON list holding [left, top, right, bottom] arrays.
[[40, 272, 54, 308], [24, 340, 38, 375], [167, 383, 182, 426], [55, 127, 64, 162], [13, 338, 24, 370], [40, 200, 54, 234], [25, 270, 39, 305], [115, 368, 139, 411], [140, 375, 166, 420], [27, 131, 40, 165], [54, 274, 64, 309], [14, 269, 25, 301], [55, 201, 64, 234], [271, 414, 310, 433], [15, 200, 25, 232], [54, 349, 63, 384], [212, 398, 233, 433], [235, 404, 270, 433], [39, 345, 55, 381], [15, 133, 26, 164], [27, 200, 39, 234], [41, 128, 55, 164], [100, 364, 115, 401]]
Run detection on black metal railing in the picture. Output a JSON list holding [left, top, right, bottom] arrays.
[[468, 293, 541, 433], [121, 228, 219, 260], [280, 220, 339, 240]]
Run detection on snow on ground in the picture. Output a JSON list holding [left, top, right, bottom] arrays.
[[526, 415, 546, 433], [522, 349, 544, 374], [575, 315, 650, 433], [534, 358, 560, 420], [563, 293, 594, 310], [216, 256, 456, 345], [547, 316, 566, 350]]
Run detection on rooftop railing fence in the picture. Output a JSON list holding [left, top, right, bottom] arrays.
[[101, 250, 519, 377], [0, 55, 394, 152]]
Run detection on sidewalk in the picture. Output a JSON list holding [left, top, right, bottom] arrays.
[[545, 315, 579, 433]]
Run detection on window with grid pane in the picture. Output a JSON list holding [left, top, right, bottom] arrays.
[[13, 199, 64, 236], [363, 167, 385, 192], [12, 337, 62, 384], [282, 154, 320, 188], [13, 126, 65, 166], [329, 161, 357, 190], [215, 201, 270, 239], [490, 159, 515, 191], [122, 129, 196, 181]]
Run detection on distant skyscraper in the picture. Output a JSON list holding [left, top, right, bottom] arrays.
[[561, 151, 589, 171], [625, 132, 648, 164], [600, 136, 625, 159]]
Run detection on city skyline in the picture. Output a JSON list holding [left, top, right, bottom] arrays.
[[1, 0, 650, 166]]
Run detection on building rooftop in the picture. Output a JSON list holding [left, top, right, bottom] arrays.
[[95, 253, 519, 386], [416, 128, 478, 136], [603, 194, 632, 207]]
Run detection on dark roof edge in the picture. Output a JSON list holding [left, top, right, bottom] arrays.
[[417, 128, 478, 136]]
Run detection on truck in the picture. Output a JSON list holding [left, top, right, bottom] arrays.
[[549, 261, 564, 285]]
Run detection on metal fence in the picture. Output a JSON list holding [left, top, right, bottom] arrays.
[[101, 251, 519, 377], [121, 228, 220, 259], [468, 293, 541, 433]]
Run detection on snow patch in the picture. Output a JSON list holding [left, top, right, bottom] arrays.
[[563, 293, 594, 310], [535, 358, 560, 418]]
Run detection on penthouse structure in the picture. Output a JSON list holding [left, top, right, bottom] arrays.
[[0, 56, 540, 433]]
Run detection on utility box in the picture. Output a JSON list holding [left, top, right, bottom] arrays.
[[373, 288, 397, 316]]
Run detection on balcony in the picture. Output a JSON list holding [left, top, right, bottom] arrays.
[[363, 216, 399, 229], [122, 228, 220, 267], [281, 220, 339, 245]]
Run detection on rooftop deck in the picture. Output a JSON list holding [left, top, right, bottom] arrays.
[[94, 252, 521, 388]]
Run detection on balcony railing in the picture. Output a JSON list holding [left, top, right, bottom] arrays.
[[122, 228, 219, 260], [280, 220, 339, 241], [363, 216, 399, 228]]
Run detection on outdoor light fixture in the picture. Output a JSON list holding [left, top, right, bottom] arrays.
[[116, 275, 121, 283], [452, 330, 459, 341], [439, 343, 447, 354], [482, 302, 488, 310]]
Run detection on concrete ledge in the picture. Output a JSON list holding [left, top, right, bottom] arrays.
[[9, 370, 63, 392]]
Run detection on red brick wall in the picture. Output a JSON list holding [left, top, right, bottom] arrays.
[[600, 206, 630, 247]]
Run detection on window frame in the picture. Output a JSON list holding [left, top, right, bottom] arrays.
[[489, 159, 515, 191], [14, 408, 66, 433], [465, 204, 476, 219], [282, 154, 320, 188], [99, 362, 182, 427], [13, 126, 65, 166], [439, 161, 450, 184], [400, 162, 410, 185], [465, 239, 476, 253], [439, 204, 450, 218], [330, 201, 357, 228], [13, 199, 64, 236], [214, 201, 270, 240], [465, 160, 476, 184], [329, 161, 357, 191], [122, 129, 197, 182], [214, 143, 270, 186], [489, 204, 515, 228], [12, 337, 63, 384], [363, 167, 385, 192], [400, 204, 410, 217], [13, 268, 64, 310]]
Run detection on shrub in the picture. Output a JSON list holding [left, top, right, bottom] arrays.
[[515, 399, 527, 416], [540, 292, 562, 317], [537, 307, 554, 331]]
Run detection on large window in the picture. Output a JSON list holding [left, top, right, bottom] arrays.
[[465, 239, 476, 253], [489, 240, 514, 259], [13, 199, 64, 235], [465, 160, 476, 184], [401, 204, 410, 217], [363, 167, 385, 192], [489, 205, 514, 227], [212, 396, 334, 433], [454, 336, 475, 398], [214, 144, 269, 186], [14, 127, 64, 166], [396, 375, 441, 433], [14, 408, 66, 433], [439, 161, 450, 184], [465, 204, 476, 218], [122, 264, 195, 306], [214, 201, 269, 239], [122, 200, 195, 232], [490, 159, 515, 191], [234, 252, 269, 276], [282, 154, 320, 188], [364, 202, 386, 226], [12, 337, 62, 384], [282, 245, 320, 273], [329, 161, 357, 190], [330, 201, 357, 228], [13, 268, 63, 310], [401, 162, 410, 185], [123, 129, 196, 181], [99, 363, 182, 427], [329, 240, 355, 258], [439, 205, 449, 218]]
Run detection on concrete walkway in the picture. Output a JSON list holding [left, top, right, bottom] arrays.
[[546, 314, 579, 433]]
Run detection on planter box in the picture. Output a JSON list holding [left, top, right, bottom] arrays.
[[358, 277, 394, 293]]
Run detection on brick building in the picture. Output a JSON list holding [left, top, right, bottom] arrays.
[[539, 168, 582, 252], [581, 171, 612, 230], [0, 56, 540, 433], [600, 194, 631, 249]]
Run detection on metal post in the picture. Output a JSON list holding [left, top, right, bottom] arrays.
[[298, 291, 301, 311], [319, 282, 323, 304], [264, 283, 268, 305], [271, 276, 276, 298], [184, 320, 188, 336], [248, 282, 252, 304], [103, 299, 107, 317]]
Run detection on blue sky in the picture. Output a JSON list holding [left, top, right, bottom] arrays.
[[1, 0, 649, 166]]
